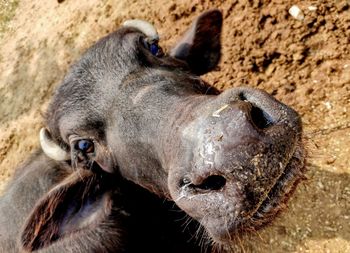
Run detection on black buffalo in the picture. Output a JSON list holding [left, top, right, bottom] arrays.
[[0, 10, 305, 252]]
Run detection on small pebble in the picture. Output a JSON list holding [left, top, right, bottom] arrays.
[[324, 101, 332, 110], [289, 5, 304, 20], [326, 156, 336, 164], [308, 6, 317, 11]]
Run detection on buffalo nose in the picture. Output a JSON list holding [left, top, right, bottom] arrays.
[[179, 87, 301, 196]]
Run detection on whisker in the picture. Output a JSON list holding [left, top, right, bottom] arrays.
[[236, 234, 246, 253], [303, 123, 350, 138]]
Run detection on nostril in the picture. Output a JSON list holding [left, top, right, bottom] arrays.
[[250, 105, 274, 129], [237, 91, 274, 129], [189, 175, 226, 191]]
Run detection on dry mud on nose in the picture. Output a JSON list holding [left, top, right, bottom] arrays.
[[0, 0, 349, 252]]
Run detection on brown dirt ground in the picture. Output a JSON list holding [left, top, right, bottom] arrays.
[[0, 0, 349, 252]]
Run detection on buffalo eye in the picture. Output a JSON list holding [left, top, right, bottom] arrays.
[[150, 43, 161, 56], [75, 139, 94, 154], [141, 37, 163, 57]]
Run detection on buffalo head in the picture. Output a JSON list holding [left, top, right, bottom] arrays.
[[40, 10, 305, 245]]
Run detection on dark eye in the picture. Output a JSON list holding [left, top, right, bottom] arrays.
[[150, 43, 160, 56], [75, 139, 94, 153], [141, 37, 163, 57]]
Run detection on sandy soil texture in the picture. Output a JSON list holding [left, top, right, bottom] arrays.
[[0, 0, 349, 252]]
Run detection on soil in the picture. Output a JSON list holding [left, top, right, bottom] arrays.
[[0, 0, 349, 252]]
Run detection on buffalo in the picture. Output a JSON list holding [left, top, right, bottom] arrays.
[[0, 10, 305, 252]]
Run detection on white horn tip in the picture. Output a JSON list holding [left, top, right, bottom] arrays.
[[123, 19, 159, 42], [39, 128, 69, 161]]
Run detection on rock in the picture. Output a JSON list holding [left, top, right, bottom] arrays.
[[289, 5, 304, 21]]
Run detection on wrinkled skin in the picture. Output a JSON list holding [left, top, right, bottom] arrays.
[[0, 10, 305, 252]]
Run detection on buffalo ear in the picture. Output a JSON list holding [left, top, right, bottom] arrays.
[[20, 170, 111, 252], [170, 9, 223, 75]]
